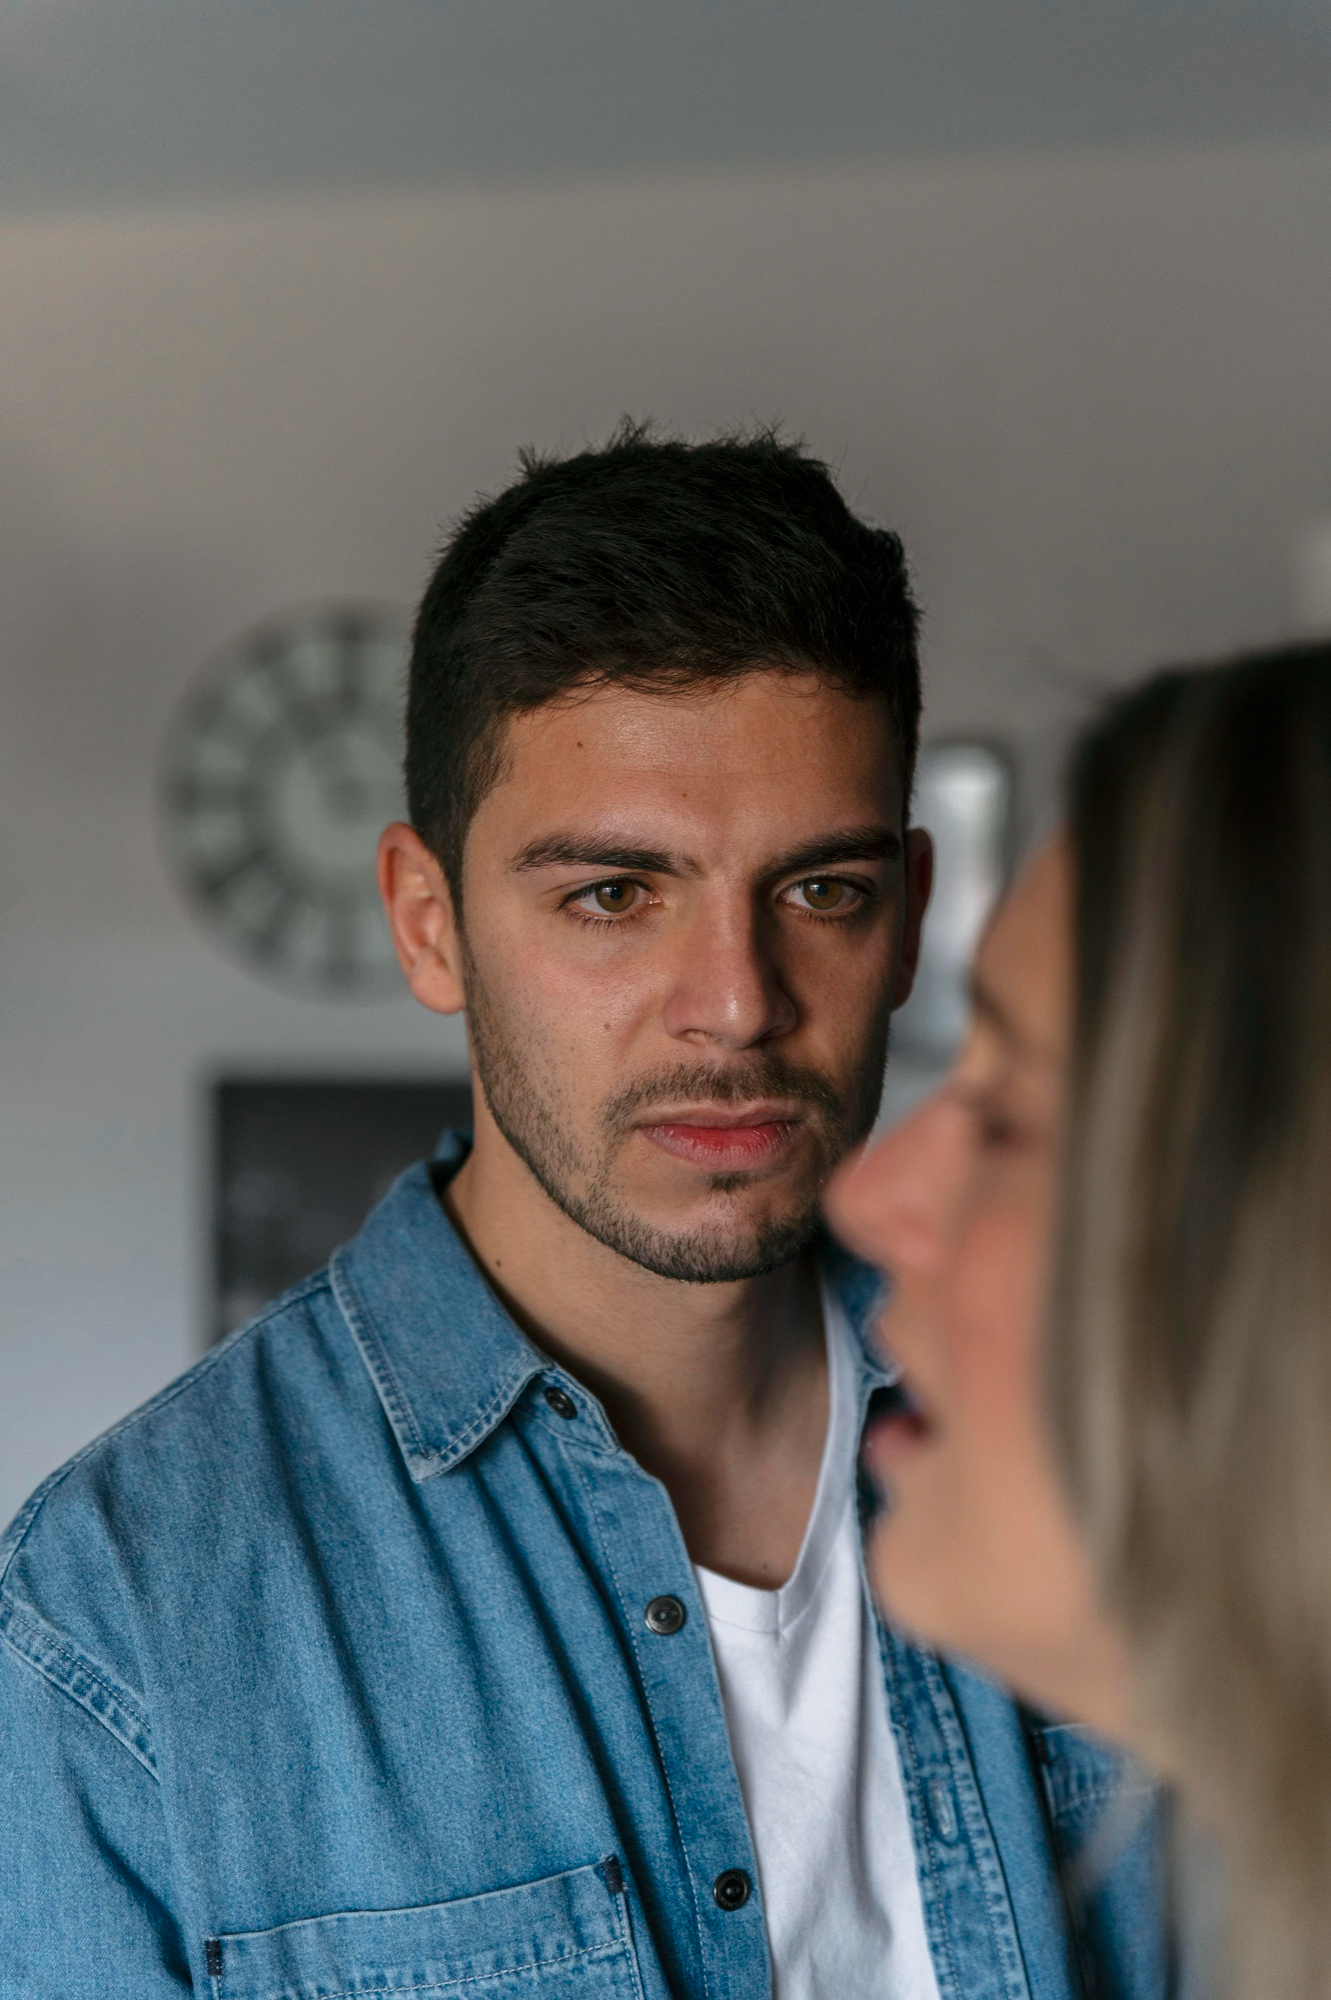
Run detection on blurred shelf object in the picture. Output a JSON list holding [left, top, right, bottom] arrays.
[[213, 1076, 472, 1342], [879, 740, 1014, 1128]]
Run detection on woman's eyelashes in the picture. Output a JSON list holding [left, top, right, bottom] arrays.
[[968, 1087, 1051, 1154], [978, 1109, 1028, 1151]]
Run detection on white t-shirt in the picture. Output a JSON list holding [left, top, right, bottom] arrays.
[[693, 1286, 942, 2000]]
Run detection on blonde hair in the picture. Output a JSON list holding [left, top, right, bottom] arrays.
[[1051, 648, 1331, 2000]]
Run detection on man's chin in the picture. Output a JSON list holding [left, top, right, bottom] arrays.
[[567, 1189, 824, 1284]]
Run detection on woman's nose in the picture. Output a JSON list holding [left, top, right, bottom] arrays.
[[825, 1090, 963, 1277]]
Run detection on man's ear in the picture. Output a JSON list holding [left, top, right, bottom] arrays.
[[377, 823, 467, 1015], [890, 827, 935, 1012]]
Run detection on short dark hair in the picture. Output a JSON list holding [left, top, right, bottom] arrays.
[[406, 423, 921, 891]]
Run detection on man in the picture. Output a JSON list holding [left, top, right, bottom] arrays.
[[0, 429, 1166, 1995]]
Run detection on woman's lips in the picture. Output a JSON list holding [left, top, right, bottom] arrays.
[[861, 1385, 935, 1484], [639, 1118, 798, 1170]]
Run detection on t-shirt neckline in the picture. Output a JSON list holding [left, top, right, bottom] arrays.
[[693, 1277, 856, 1638]]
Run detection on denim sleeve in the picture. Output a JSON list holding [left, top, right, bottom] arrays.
[[0, 1634, 191, 1995]]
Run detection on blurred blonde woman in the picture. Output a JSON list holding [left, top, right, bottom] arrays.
[[829, 646, 1331, 2000]]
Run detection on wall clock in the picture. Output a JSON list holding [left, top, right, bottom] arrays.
[[160, 604, 410, 997]]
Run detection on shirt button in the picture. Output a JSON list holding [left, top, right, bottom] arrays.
[[712, 1869, 751, 1911], [929, 1778, 959, 1843], [543, 1384, 577, 1420], [643, 1595, 687, 1636]]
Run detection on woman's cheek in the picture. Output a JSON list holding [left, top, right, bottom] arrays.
[[947, 1193, 1048, 1453]]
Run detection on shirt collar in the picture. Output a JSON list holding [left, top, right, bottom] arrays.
[[332, 1129, 893, 1482], [330, 1133, 545, 1482], [819, 1229, 897, 1395]]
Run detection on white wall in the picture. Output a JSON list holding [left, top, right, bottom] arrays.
[[3, 141, 1331, 1520]]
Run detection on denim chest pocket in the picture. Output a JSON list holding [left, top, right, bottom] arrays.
[[205, 1860, 643, 2000]]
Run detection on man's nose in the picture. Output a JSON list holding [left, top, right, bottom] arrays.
[[660, 903, 797, 1050]]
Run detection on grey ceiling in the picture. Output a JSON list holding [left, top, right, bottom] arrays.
[[2, 0, 1330, 215]]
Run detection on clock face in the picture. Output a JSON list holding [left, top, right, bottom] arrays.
[[161, 605, 410, 997]]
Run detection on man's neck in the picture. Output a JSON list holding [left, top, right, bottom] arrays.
[[443, 1121, 830, 1589]]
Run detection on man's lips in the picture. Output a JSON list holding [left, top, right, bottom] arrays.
[[636, 1107, 801, 1170]]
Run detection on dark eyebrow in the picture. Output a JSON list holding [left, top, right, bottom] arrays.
[[510, 823, 902, 878], [511, 836, 683, 875], [768, 826, 902, 876]]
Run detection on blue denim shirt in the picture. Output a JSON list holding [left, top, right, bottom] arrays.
[[0, 1137, 1170, 1998]]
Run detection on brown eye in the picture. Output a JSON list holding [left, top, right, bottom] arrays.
[[799, 878, 847, 912], [592, 881, 636, 913]]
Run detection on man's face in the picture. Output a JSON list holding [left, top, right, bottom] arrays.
[[437, 671, 928, 1281]]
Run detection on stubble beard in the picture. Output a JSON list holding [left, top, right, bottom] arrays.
[[462, 941, 887, 1284]]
